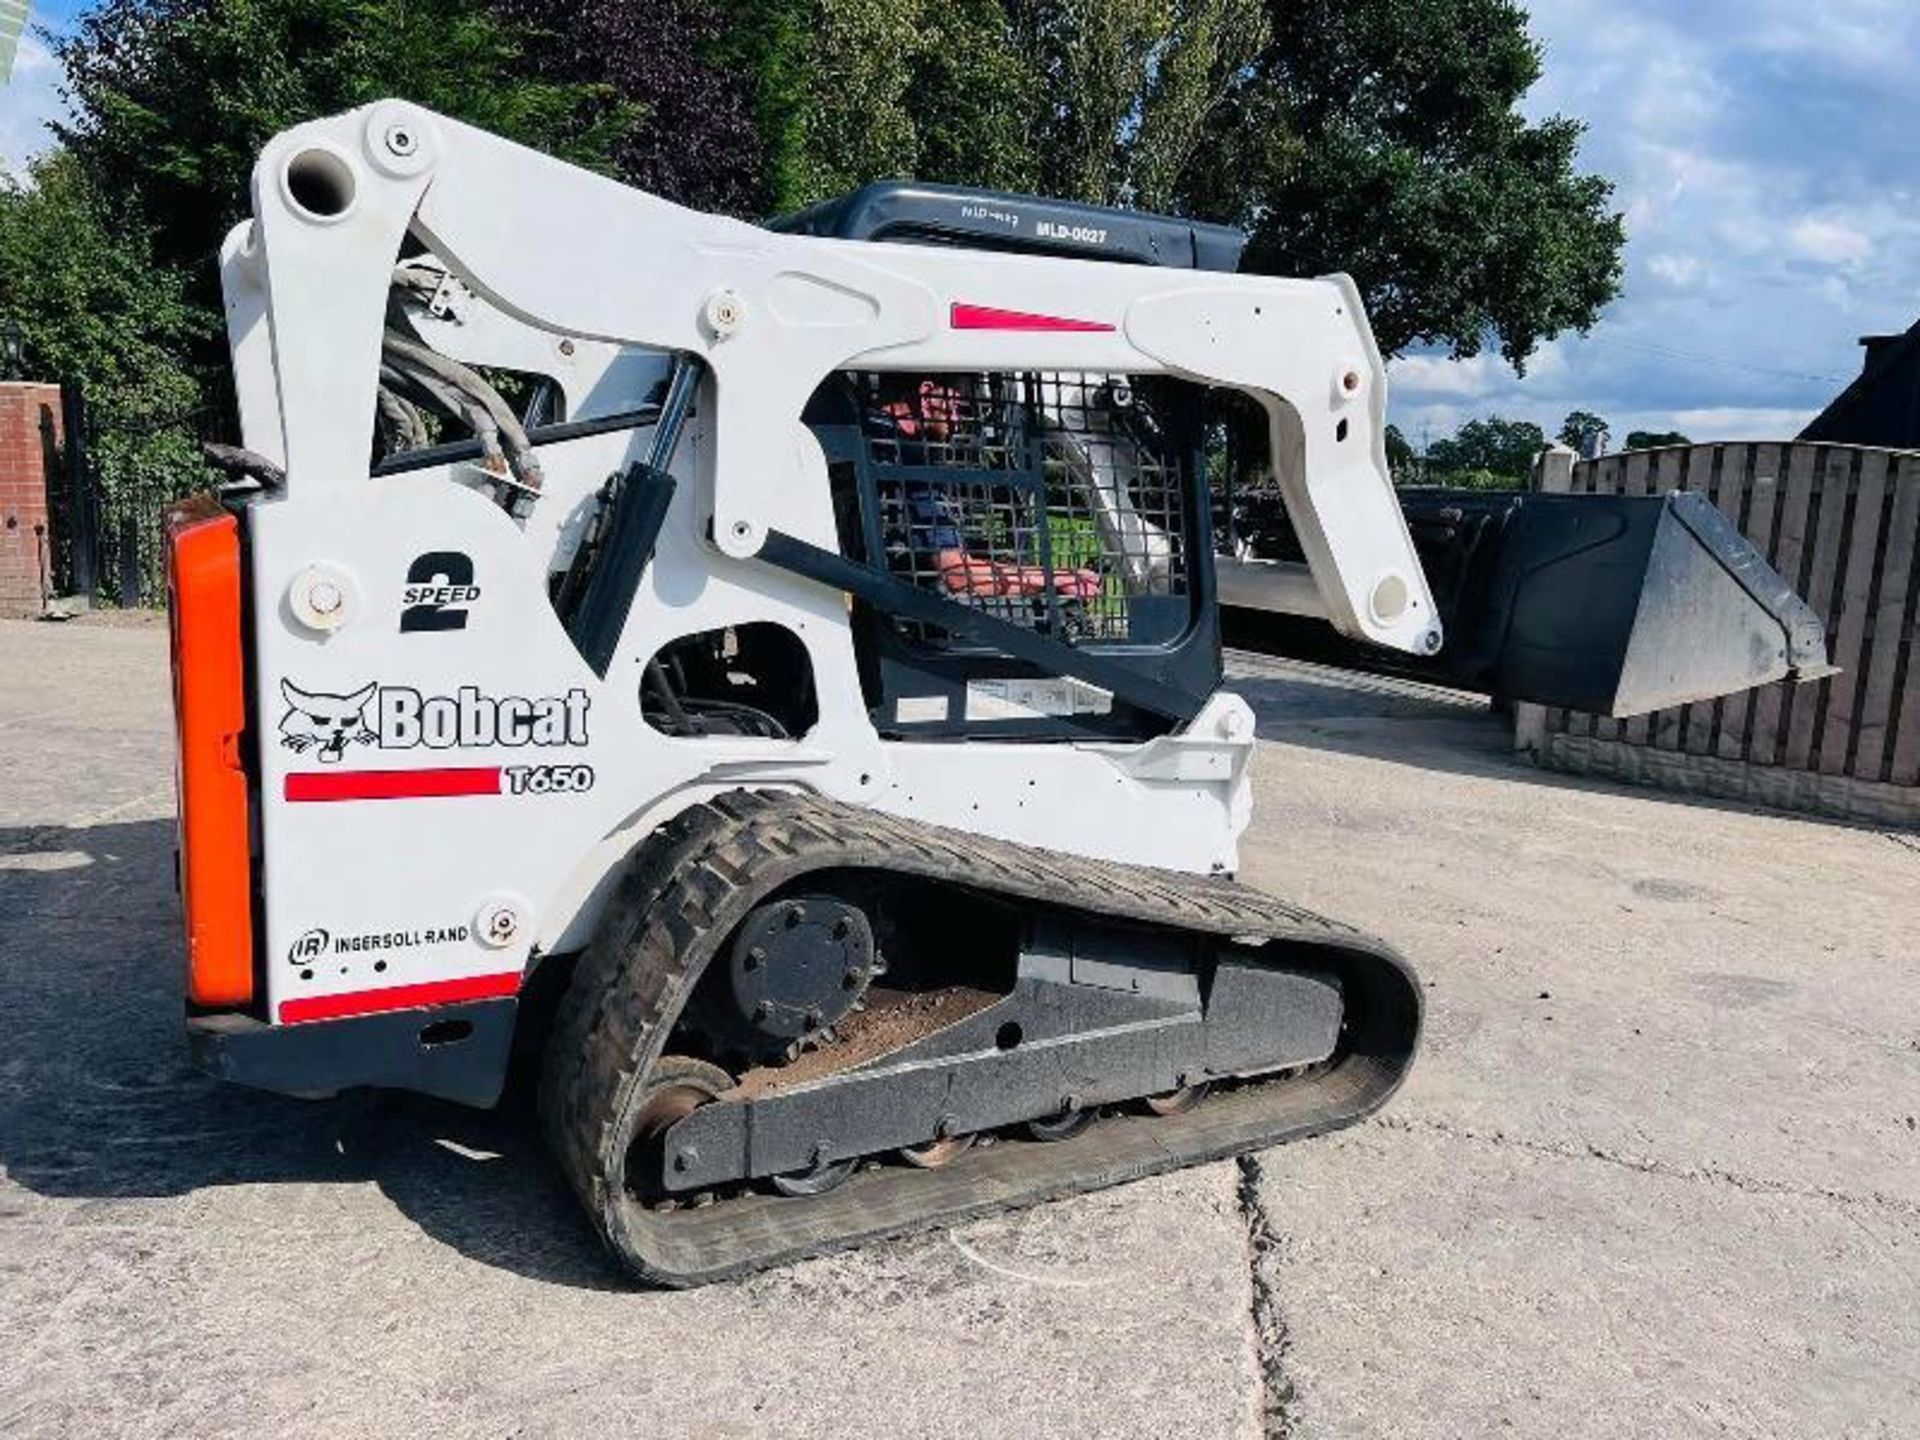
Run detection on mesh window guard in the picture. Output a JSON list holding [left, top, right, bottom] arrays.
[[851, 371, 1191, 650]]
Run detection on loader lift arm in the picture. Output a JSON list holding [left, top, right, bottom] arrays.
[[226, 103, 1440, 660]]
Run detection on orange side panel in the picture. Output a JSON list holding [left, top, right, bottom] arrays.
[[166, 497, 255, 1008]]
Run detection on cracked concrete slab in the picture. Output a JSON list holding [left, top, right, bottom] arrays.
[[5, 1166, 1259, 1439], [1252, 1123, 1919, 1438], [1236, 1154, 1304, 1438], [3, 622, 1917, 1438], [1235, 651, 1920, 1437], [1238, 656, 1920, 1218]]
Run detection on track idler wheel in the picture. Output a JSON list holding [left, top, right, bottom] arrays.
[[626, 1054, 735, 1208]]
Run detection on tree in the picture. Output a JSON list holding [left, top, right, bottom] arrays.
[[1182, 0, 1623, 370], [1557, 409, 1609, 456], [50, 0, 1622, 371], [32, 0, 633, 599], [759, 0, 1272, 211], [1625, 429, 1691, 451], [54, 0, 628, 307], [775, 0, 1624, 370], [1015, 0, 1268, 210], [1426, 415, 1544, 485], [39, 0, 634, 547], [0, 151, 208, 597], [782, 0, 928, 203], [500, 0, 767, 214], [0, 152, 197, 406], [748, 0, 1045, 210], [905, 0, 1048, 198], [1383, 422, 1417, 483], [23, 0, 1622, 592]]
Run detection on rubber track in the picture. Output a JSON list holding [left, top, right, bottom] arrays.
[[540, 789, 1421, 1287]]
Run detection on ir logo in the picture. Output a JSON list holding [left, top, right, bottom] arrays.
[[288, 928, 330, 964]]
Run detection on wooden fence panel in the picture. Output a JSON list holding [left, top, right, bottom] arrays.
[[1611, 450, 1656, 745], [1782, 447, 1851, 769], [1853, 453, 1920, 781], [1885, 459, 1920, 787], [1747, 444, 1818, 766], [1562, 455, 1608, 740], [1534, 447, 1575, 744], [1682, 446, 1734, 754], [1699, 445, 1752, 758], [1816, 449, 1891, 775]]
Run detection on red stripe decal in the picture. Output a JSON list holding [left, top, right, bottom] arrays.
[[280, 970, 523, 1024], [950, 302, 1114, 333], [285, 766, 502, 802]]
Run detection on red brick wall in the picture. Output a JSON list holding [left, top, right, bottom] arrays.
[[0, 382, 62, 617]]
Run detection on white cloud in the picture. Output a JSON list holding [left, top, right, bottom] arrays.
[[1667, 406, 1823, 440], [1391, 403, 1473, 447], [1788, 216, 1873, 267], [10, 30, 54, 76], [1388, 353, 1505, 399], [1747, 0, 1920, 77], [1627, 143, 1770, 250], [1389, 343, 1567, 401], [0, 34, 65, 182], [1532, 0, 1920, 84], [1645, 253, 1703, 288]]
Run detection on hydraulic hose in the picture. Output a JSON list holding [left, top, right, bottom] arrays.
[[382, 329, 544, 498]]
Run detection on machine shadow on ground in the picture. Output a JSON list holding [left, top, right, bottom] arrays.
[[0, 816, 623, 1290], [1228, 658, 1908, 835]]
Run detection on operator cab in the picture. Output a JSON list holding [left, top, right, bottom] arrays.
[[773, 184, 1251, 745]]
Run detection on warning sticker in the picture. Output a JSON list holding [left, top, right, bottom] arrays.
[[894, 694, 952, 724], [965, 678, 1113, 722]]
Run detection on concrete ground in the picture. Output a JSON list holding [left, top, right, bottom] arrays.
[[0, 616, 1913, 1439]]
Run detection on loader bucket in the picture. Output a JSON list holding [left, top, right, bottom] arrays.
[[1423, 489, 1832, 717], [1223, 489, 1833, 719]]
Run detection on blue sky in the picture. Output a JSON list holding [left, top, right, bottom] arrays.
[[0, 5, 65, 188], [1396, 0, 1920, 446], [2, 1, 1915, 445]]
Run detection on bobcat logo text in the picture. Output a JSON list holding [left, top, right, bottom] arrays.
[[279, 679, 590, 762]]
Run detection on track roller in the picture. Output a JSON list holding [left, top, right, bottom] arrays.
[[1025, 1104, 1099, 1142]]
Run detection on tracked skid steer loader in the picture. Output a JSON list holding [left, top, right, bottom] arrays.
[[166, 105, 1825, 1285]]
